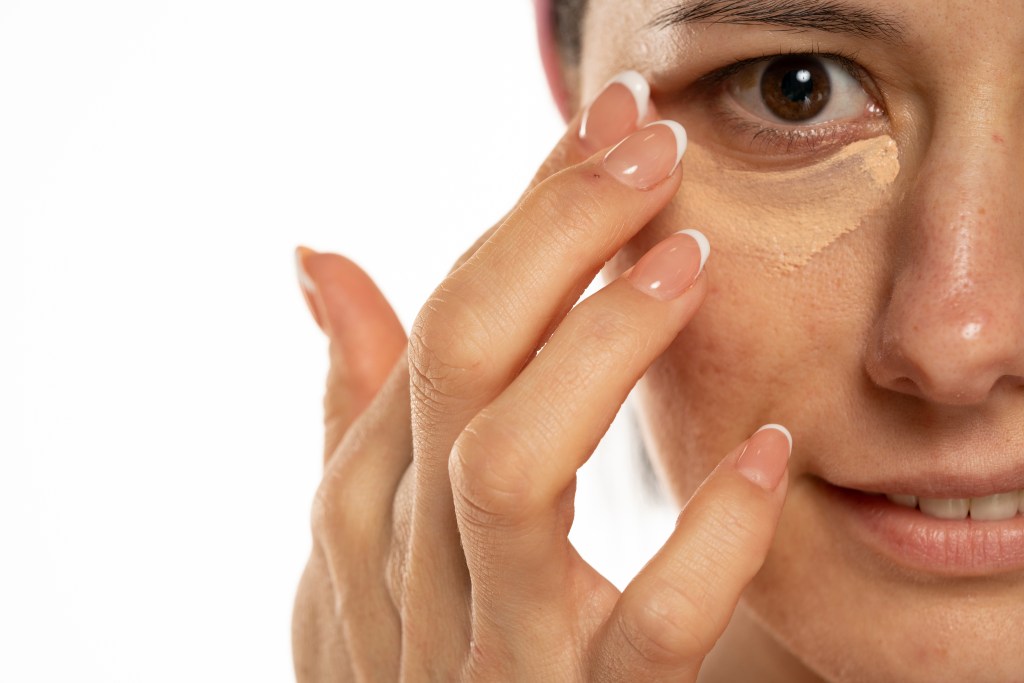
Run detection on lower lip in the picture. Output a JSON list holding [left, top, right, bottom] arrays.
[[819, 481, 1024, 576]]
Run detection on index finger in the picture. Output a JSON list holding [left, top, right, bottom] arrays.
[[447, 71, 655, 274]]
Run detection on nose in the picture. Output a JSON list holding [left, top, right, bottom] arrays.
[[865, 124, 1024, 406]]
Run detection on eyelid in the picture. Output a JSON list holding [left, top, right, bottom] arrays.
[[697, 48, 872, 95], [698, 52, 888, 158], [728, 56, 868, 127]]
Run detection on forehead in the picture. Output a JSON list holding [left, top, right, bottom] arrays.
[[582, 0, 1024, 54]]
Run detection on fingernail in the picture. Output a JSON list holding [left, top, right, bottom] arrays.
[[603, 120, 687, 190], [295, 245, 325, 331], [579, 70, 650, 151], [296, 246, 316, 291], [736, 424, 792, 491], [625, 229, 710, 301]]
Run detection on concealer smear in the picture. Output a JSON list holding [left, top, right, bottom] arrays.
[[673, 135, 900, 273]]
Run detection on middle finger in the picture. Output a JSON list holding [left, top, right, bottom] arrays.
[[409, 77, 685, 486], [409, 100, 687, 492], [401, 72, 686, 670]]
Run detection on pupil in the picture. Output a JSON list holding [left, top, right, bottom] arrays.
[[760, 56, 832, 122], [781, 69, 815, 103]]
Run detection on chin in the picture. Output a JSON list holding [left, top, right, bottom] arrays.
[[743, 477, 1024, 682]]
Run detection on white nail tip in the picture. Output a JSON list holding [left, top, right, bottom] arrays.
[[295, 251, 315, 292], [755, 423, 793, 452], [607, 70, 650, 124], [646, 120, 688, 168], [677, 229, 710, 271]]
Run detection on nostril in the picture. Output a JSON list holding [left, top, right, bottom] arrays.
[[865, 303, 1024, 406], [892, 377, 917, 394]]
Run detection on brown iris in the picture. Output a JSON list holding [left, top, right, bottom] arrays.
[[759, 56, 832, 122]]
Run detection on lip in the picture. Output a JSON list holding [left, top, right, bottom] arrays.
[[825, 465, 1024, 499], [818, 479, 1024, 576]]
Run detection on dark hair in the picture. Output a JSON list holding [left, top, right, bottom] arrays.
[[552, 0, 587, 66]]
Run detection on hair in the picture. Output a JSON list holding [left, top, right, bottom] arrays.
[[552, 0, 588, 66]]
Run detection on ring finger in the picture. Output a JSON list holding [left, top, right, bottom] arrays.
[[449, 229, 710, 648], [401, 71, 677, 674]]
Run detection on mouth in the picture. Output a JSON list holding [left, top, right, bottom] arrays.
[[816, 478, 1024, 577], [872, 489, 1023, 521]]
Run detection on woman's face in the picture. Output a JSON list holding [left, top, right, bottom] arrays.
[[584, 0, 1024, 680]]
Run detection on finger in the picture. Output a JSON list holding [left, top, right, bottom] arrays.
[[410, 103, 683, 490], [448, 231, 709, 635], [592, 426, 792, 682], [292, 546, 357, 682], [308, 357, 412, 682], [412, 118, 686, 502], [530, 70, 655, 195], [401, 71, 663, 675], [446, 71, 656, 276], [296, 246, 408, 466], [295, 250, 411, 680]]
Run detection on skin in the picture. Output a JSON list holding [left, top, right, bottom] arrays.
[[293, 0, 1024, 680], [582, 1, 1024, 680]]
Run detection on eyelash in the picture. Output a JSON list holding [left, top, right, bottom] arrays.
[[697, 48, 884, 155]]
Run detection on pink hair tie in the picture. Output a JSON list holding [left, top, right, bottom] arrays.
[[533, 0, 572, 122]]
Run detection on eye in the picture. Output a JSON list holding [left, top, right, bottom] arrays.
[[727, 55, 872, 126]]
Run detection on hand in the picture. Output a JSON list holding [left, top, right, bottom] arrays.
[[292, 72, 792, 682]]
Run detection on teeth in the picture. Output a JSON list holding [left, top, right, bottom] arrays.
[[886, 493, 918, 508], [881, 489, 1024, 521], [918, 497, 970, 520], [970, 492, 1021, 521]]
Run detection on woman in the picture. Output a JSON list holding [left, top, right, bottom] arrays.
[[292, 0, 1024, 680]]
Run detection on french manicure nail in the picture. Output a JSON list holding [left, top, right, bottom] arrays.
[[603, 120, 687, 190], [625, 229, 710, 301], [296, 246, 317, 293], [579, 70, 650, 151], [736, 424, 793, 491], [295, 246, 325, 330]]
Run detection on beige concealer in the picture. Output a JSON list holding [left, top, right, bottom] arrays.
[[673, 135, 901, 272]]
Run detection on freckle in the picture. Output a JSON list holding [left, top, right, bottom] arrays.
[[979, 207, 987, 216], [993, 133, 1005, 144]]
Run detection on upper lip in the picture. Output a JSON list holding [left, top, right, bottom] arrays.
[[820, 462, 1024, 499]]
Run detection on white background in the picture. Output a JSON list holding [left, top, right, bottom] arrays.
[[4, 1, 676, 680]]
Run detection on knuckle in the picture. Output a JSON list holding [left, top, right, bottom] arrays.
[[449, 416, 538, 528], [462, 640, 515, 683], [408, 287, 493, 406], [310, 470, 348, 545], [568, 305, 647, 368], [310, 454, 371, 548], [615, 585, 714, 666], [522, 172, 618, 253]]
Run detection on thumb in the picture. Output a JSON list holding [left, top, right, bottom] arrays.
[[295, 246, 408, 466]]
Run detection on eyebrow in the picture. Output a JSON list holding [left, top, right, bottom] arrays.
[[648, 0, 908, 45]]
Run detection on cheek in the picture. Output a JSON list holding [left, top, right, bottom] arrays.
[[676, 136, 900, 273], [632, 260, 795, 501], [620, 140, 899, 503]]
